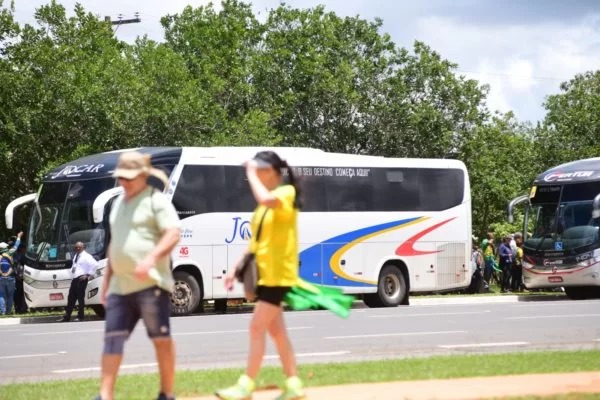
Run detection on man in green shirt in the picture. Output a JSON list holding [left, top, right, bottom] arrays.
[[97, 151, 180, 400]]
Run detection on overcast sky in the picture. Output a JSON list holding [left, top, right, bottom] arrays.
[[10, 0, 600, 123]]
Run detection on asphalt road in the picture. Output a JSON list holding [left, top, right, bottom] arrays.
[[2, 298, 600, 384]]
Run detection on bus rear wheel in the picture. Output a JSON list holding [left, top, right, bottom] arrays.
[[363, 264, 407, 308], [171, 270, 202, 316]]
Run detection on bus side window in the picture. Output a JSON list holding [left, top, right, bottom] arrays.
[[224, 166, 255, 212], [299, 175, 327, 212]]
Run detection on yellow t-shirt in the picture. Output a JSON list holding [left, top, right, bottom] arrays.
[[250, 185, 299, 287]]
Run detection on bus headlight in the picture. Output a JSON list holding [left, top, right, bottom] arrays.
[[577, 257, 600, 268], [522, 261, 534, 269]]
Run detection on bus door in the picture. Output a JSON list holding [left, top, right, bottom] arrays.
[[226, 244, 248, 298], [211, 245, 228, 299]]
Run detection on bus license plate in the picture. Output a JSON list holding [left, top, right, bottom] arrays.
[[548, 276, 563, 283], [50, 293, 64, 301]]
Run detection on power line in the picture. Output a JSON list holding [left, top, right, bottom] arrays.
[[104, 12, 141, 26]]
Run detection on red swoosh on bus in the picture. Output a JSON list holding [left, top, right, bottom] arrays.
[[395, 218, 457, 256]]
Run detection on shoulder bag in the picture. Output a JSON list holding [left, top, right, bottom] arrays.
[[234, 208, 268, 301]]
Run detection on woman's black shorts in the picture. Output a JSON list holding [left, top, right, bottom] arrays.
[[256, 285, 291, 306]]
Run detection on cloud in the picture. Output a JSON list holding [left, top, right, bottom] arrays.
[[413, 14, 600, 121]]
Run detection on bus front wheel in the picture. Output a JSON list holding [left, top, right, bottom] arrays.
[[91, 305, 105, 318], [363, 264, 407, 308], [171, 270, 202, 316], [565, 286, 596, 300]]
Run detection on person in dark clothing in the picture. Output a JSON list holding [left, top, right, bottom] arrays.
[[498, 235, 513, 293], [13, 243, 27, 314]]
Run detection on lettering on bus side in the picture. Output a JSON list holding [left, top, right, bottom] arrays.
[[289, 167, 371, 178], [49, 164, 105, 179], [225, 217, 251, 243]]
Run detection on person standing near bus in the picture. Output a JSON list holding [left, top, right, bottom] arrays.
[[97, 151, 180, 400], [58, 242, 99, 322], [216, 151, 305, 400], [481, 232, 496, 289], [0, 231, 23, 315], [511, 233, 524, 292], [498, 235, 514, 293]]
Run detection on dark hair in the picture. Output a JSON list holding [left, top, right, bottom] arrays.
[[254, 151, 302, 209]]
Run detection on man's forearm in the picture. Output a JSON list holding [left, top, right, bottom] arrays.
[[149, 228, 180, 261]]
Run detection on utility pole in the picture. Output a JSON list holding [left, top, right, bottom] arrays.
[[104, 12, 141, 26]]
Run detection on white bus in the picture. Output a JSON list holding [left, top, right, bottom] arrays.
[[508, 158, 600, 299], [5, 147, 472, 315]]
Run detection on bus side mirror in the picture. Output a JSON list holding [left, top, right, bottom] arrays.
[[93, 187, 124, 223], [592, 193, 600, 219], [5, 193, 37, 230], [507, 194, 530, 224]]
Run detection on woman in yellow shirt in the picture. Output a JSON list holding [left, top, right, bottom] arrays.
[[217, 151, 304, 400]]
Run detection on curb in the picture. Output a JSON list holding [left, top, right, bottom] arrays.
[[409, 294, 567, 306], [0, 294, 567, 325]]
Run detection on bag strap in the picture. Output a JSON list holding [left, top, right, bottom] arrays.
[[254, 208, 269, 243]]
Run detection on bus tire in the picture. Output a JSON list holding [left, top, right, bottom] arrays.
[[565, 286, 593, 300], [364, 264, 407, 308], [363, 293, 384, 308], [91, 305, 105, 318], [171, 270, 202, 316]]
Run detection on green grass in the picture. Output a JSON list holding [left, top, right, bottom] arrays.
[[1, 349, 599, 400]]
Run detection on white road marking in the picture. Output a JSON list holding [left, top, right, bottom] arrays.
[[265, 351, 349, 360], [506, 314, 600, 320], [174, 326, 311, 336], [439, 342, 529, 349], [369, 311, 490, 318], [53, 362, 157, 374], [324, 330, 466, 339], [23, 329, 104, 336], [0, 352, 65, 360]]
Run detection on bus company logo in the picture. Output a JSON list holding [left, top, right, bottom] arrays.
[[179, 247, 189, 257], [52, 280, 58, 289], [225, 217, 251, 244], [576, 252, 592, 262], [543, 259, 563, 266], [543, 170, 594, 182], [49, 164, 105, 179]]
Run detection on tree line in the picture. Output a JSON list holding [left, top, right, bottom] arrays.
[[0, 0, 599, 239]]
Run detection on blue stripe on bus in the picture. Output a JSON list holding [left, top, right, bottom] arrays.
[[298, 217, 421, 287]]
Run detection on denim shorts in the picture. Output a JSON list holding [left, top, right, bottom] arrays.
[[105, 286, 171, 338]]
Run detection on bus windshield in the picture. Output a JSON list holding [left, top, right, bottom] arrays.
[[526, 182, 600, 252], [28, 178, 116, 263]]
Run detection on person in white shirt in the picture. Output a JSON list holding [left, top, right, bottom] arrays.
[[58, 241, 99, 322]]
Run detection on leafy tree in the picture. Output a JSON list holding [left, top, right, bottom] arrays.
[[161, 0, 279, 145], [461, 113, 537, 237], [535, 70, 600, 169]]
